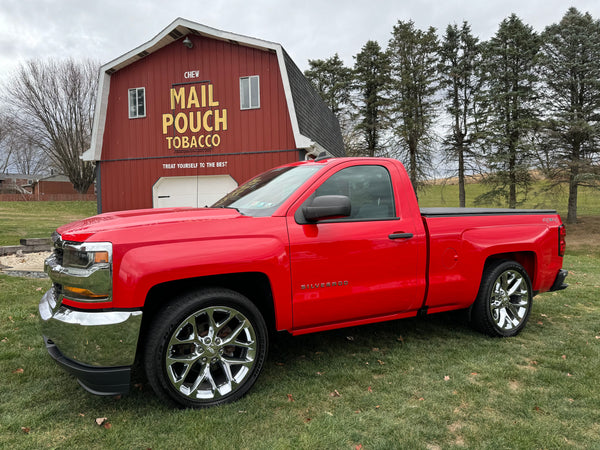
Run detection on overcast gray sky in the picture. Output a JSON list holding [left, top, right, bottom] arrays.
[[1, 0, 600, 84]]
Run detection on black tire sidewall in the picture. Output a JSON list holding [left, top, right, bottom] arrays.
[[144, 288, 268, 408], [472, 260, 533, 337]]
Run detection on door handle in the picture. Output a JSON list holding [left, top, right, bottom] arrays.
[[389, 232, 413, 240]]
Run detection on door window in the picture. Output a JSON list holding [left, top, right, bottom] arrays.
[[314, 165, 395, 219]]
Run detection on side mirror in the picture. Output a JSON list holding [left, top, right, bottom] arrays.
[[302, 195, 351, 222]]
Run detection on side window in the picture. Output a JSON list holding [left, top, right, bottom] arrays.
[[128, 87, 146, 119], [314, 165, 395, 219], [240, 76, 260, 110]]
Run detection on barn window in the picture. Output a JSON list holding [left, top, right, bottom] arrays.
[[240, 76, 260, 110], [128, 87, 146, 118]]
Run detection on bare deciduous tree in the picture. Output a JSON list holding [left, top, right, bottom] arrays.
[[3, 59, 98, 193]]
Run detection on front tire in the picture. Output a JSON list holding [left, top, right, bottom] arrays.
[[144, 288, 268, 408], [471, 260, 533, 337]]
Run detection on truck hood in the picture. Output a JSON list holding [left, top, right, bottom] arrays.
[[57, 207, 245, 242]]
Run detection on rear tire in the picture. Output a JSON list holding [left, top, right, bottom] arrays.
[[144, 288, 268, 408], [471, 260, 533, 337]]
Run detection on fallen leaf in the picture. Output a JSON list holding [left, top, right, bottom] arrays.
[[21, 427, 30, 434], [562, 355, 567, 360], [287, 394, 294, 402], [316, 372, 323, 376], [134, 383, 143, 391], [346, 336, 354, 341], [315, 351, 323, 355], [470, 372, 478, 376], [13, 368, 24, 374], [304, 417, 311, 423], [355, 445, 363, 450], [36, 287, 42, 291], [354, 410, 361, 414], [8, 316, 14, 323], [275, 362, 285, 366], [330, 390, 341, 397], [103, 422, 112, 430], [541, 314, 548, 317], [537, 321, 543, 325], [1, 338, 7, 343], [372, 347, 379, 352], [444, 376, 450, 381], [534, 406, 542, 412], [419, 397, 425, 401], [326, 411, 333, 416], [367, 386, 373, 393], [95, 417, 108, 426], [567, 373, 573, 377], [375, 405, 380, 409], [397, 336, 404, 344], [377, 359, 385, 365]]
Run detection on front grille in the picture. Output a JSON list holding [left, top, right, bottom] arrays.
[[51, 231, 64, 265]]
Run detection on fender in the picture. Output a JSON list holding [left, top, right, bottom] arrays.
[[113, 236, 292, 328], [425, 223, 553, 312]]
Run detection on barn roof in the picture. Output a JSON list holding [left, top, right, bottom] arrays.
[[82, 18, 344, 161]]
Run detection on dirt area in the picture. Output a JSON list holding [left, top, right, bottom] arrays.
[[563, 216, 600, 253], [0, 251, 50, 273]]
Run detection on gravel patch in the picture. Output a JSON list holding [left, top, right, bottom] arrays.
[[0, 251, 50, 278]]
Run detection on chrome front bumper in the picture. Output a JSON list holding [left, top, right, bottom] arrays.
[[39, 288, 143, 395]]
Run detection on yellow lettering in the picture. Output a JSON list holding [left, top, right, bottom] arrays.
[[182, 136, 189, 148], [198, 135, 205, 148], [190, 135, 197, 147], [214, 109, 227, 131], [162, 114, 173, 134], [189, 111, 202, 133], [173, 136, 181, 149], [174, 113, 188, 133], [201, 84, 207, 107], [212, 134, 221, 147], [208, 84, 219, 107], [187, 86, 199, 109], [203, 110, 213, 132], [165, 136, 173, 148], [170, 87, 186, 109]]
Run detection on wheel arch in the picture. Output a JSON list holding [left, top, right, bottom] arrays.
[[483, 251, 537, 290], [136, 272, 276, 361]]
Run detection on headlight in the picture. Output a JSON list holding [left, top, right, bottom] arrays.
[[63, 245, 110, 269], [60, 242, 113, 302]]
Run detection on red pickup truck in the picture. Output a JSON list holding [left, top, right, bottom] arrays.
[[39, 157, 568, 408]]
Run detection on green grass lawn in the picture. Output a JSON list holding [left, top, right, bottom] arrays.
[[418, 182, 600, 217], [0, 201, 97, 246], [0, 251, 597, 449]]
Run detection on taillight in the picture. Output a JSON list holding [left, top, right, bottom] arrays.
[[558, 225, 566, 257]]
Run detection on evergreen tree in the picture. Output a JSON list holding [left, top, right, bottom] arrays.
[[353, 41, 391, 157], [304, 54, 359, 154], [388, 20, 439, 189], [304, 54, 353, 117], [438, 22, 481, 206], [539, 7, 600, 223], [476, 15, 541, 208]]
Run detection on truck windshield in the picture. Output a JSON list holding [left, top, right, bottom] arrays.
[[212, 165, 322, 217]]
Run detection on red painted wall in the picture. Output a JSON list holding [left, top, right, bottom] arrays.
[[100, 34, 298, 212]]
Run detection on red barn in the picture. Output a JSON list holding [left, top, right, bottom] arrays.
[[83, 18, 344, 213]]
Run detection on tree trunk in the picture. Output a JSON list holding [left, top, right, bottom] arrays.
[[458, 147, 465, 207]]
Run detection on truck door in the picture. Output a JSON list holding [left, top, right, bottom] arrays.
[[287, 163, 424, 330]]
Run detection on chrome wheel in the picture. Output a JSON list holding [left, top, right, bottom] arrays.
[[166, 306, 257, 400], [145, 288, 268, 408], [489, 270, 530, 332], [471, 260, 533, 337]]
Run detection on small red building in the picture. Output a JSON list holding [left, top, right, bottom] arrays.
[[83, 18, 344, 213]]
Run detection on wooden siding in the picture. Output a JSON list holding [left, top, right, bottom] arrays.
[[100, 35, 299, 212]]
